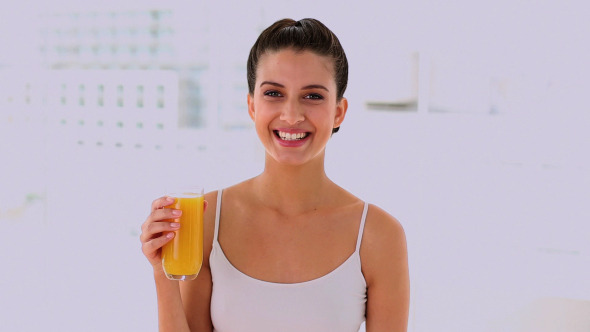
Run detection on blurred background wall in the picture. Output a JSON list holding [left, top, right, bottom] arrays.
[[1, 0, 589, 331]]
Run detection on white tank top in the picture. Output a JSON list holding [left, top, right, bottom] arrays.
[[210, 189, 368, 332]]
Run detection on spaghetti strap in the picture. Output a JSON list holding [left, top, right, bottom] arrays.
[[355, 202, 369, 252], [213, 189, 223, 243]]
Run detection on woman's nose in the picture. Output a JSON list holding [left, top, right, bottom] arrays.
[[280, 99, 305, 125]]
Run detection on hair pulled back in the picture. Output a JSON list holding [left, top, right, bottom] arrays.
[[247, 18, 348, 102]]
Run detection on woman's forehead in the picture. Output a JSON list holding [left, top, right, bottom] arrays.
[[256, 49, 335, 86]]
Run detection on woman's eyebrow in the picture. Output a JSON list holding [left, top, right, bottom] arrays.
[[259, 81, 329, 92], [260, 81, 284, 88], [302, 84, 329, 92]]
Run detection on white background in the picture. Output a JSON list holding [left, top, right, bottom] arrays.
[[1, 0, 589, 331]]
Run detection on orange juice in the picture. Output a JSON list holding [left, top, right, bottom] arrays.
[[162, 193, 204, 280]]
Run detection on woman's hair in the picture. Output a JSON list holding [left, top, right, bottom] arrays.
[[247, 18, 348, 133]]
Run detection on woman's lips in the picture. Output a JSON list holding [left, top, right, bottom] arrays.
[[273, 129, 311, 147], [274, 130, 309, 141]]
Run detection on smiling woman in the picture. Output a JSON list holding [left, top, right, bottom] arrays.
[[247, 18, 349, 134], [140, 18, 409, 332], [248, 48, 346, 165]]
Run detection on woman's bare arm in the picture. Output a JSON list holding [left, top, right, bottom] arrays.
[[179, 265, 213, 331], [361, 204, 410, 331], [154, 269, 192, 331], [141, 192, 217, 332], [141, 196, 193, 331]]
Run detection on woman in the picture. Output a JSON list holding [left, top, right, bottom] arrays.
[[140, 18, 409, 331]]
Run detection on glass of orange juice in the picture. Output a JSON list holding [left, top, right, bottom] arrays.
[[162, 188, 204, 281]]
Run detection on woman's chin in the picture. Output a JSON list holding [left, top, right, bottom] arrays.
[[269, 154, 308, 166], [266, 148, 325, 167]]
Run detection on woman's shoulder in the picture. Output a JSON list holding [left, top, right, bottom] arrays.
[[203, 179, 252, 207], [202, 179, 255, 224], [351, 196, 405, 250], [331, 186, 403, 236], [203, 189, 220, 224], [364, 203, 405, 236], [360, 202, 408, 284]]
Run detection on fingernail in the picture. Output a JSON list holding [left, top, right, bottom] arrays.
[[172, 210, 181, 216], [170, 222, 180, 228], [166, 196, 175, 202], [166, 232, 174, 239]]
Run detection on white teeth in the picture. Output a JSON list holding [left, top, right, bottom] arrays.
[[277, 131, 307, 141]]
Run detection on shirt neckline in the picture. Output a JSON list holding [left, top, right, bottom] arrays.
[[212, 240, 360, 287]]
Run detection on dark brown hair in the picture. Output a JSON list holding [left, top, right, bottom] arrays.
[[247, 18, 348, 133]]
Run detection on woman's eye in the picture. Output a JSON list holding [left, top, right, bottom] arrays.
[[305, 93, 324, 100], [264, 90, 282, 97]]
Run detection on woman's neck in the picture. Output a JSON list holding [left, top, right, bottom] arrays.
[[252, 152, 333, 216]]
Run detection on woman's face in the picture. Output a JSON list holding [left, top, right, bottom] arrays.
[[247, 48, 347, 166]]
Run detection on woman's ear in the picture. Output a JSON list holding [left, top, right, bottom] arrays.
[[333, 97, 348, 129], [247, 93, 255, 121]]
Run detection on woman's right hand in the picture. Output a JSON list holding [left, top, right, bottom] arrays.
[[140, 196, 181, 270]]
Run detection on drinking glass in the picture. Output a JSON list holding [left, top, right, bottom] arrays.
[[161, 188, 204, 281]]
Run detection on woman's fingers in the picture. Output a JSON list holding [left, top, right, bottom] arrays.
[[151, 196, 175, 212], [151, 196, 174, 212], [140, 209, 178, 241], [151, 196, 208, 213], [141, 196, 208, 267], [139, 220, 180, 243], [140, 205, 181, 254], [142, 232, 175, 258], [147, 207, 182, 224]]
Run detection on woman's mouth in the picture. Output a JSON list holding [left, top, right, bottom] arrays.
[[274, 130, 309, 141]]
